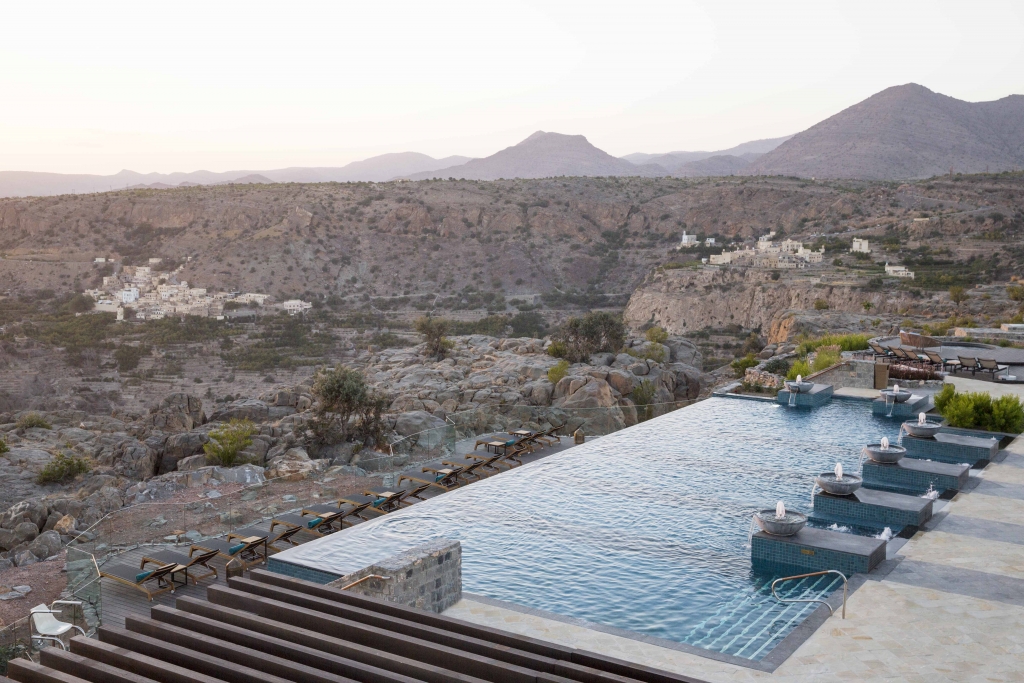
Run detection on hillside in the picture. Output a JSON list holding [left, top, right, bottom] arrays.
[[624, 136, 792, 169], [748, 84, 1024, 179], [405, 132, 667, 180]]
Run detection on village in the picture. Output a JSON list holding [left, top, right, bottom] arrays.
[[83, 257, 312, 320]]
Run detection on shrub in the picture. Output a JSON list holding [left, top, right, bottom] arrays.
[[630, 379, 657, 422], [16, 413, 51, 430], [935, 385, 1024, 432], [553, 312, 626, 364], [546, 340, 568, 358], [626, 343, 666, 363], [762, 357, 791, 376], [203, 419, 257, 467], [813, 299, 830, 310], [645, 326, 668, 344], [310, 366, 389, 447], [888, 364, 941, 381], [414, 316, 455, 360], [731, 354, 759, 378], [797, 333, 869, 355], [0, 439, 8, 454], [811, 348, 842, 372], [547, 360, 570, 385], [786, 359, 811, 380], [37, 452, 91, 484]]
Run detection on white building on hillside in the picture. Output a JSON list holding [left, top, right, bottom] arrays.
[[885, 263, 915, 279], [852, 238, 871, 253], [678, 231, 698, 248], [120, 287, 140, 304], [283, 299, 313, 315]]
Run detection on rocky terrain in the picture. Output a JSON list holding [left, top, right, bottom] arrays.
[[749, 84, 1024, 179]]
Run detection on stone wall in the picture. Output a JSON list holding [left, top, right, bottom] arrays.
[[743, 368, 784, 388], [807, 359, 878, 390], [327, 538, 461, 613]]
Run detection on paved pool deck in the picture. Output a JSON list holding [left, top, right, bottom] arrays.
[[445, 434, 1024, 682]]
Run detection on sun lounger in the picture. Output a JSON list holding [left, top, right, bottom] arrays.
[[892, 347, 923, 365], [923, 351, 955, 372], [978, 358, 1009, 378], [526, 425, 561, 447], [100, 562, 182, 600], [868, 341, 894, 361], [442, 455, 498, 482], [362, 488, 406, 512], [189, 535, 268, 571], [396, 478, 434, 504], [336, 492, 399, 516], [140, 547, 219, 585], [398, 466, 463, 493], [232, 521, 304, 551], [957, 356, 980, 375], [462, 450, 508, 474]]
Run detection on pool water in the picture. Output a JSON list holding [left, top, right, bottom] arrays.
[[277, 398, 897, 661]]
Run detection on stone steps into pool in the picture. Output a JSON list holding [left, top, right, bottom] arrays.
[[751, 527, 887, 575], [871, 393, 932, 418], [902, 432, 999, 466], [861, 458, 970, 496], [775, 383, 833, 408], [812, 488, 933, 530]]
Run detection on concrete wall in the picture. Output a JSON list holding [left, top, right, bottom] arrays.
[[807, 360, 878, 390], [327, 538, 462, 613]]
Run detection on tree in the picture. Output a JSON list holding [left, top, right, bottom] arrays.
[[1007, 285, 1024, 306], [414, 316, 454, 360], [203, 419, 256, 467], [553, 312, 626, 364], [645, 326, 669, 344], [949, 286, 968, 310], [67, 294, 95, 313], [862, 301, 873, 312], [310, 366, 389, 447]]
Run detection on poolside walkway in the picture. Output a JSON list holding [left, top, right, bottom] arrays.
[[446, 436, 1024, 682]]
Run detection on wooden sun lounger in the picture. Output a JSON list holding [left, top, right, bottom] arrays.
[[396, 478, 434, 504], [868, 341, 894, 361], [190, 535, 268, 571], [958, 356, 980, 375], [234, 521, 304, 551], [100, 562, 182, 600], [978, 358, 1009, 378], [140, 547, 219, 585], [398, 466, 462, 492], [526, 426, 561, 447], [336, 492, 396, 517], [442, 455, 497, 482]]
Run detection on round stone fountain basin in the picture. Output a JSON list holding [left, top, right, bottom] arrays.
[[903, 420, 942, 438], [785, 381, 814, 394], [880, 389, 913, 403], [864, 443, 906, 463], [754, 510, 807, 536], [815, 472, 863, 496]]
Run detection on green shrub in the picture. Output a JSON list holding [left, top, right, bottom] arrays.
[[644, 326, 669, 344], [812, 349, 842, 372], [0, 642, 29, 675], [37, 452, 91, 484], [203, 419, 257, 466], [547, 360, 570, 385], [546, 340, 568, 359], [786, 359, 811, 380], [762, 357, 791, 376], [797, 334, 869, 355], [552, 312, 626, 364], [114, 343, 149, 371], [630, 379, 657, 422], [0, 439, 8, 454], [414, 316, 455, 360], [731, 354, 759, 378], [936, 387, 1024, 433], [813, 299, 830, 310], [16, 413, 51, 430], [626, 343, 666, 363]]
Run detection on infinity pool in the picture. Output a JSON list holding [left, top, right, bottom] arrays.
[[276, 397, 896, 661]]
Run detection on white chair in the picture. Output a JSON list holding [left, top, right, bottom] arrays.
[[30, 601, 86, 650]]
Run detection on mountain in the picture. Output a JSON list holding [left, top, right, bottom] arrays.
[[747, 84, 1024, 179], [674, 155, 752, 177], [621, 136, 792, 170], [404, 132, 668, 180], [0, 153, 473, 198]]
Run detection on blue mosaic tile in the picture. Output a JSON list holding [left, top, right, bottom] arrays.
[[267, 557, 342, 584], [902, 433, 998, 465], [813, 491, 931, 527], [776, 384, 834, 407], [862, 460, 968, 495]]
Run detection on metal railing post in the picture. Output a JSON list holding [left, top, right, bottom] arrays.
[[770, 569, 848, 619]]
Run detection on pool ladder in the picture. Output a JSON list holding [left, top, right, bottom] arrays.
[[771, 570, 847, 619]]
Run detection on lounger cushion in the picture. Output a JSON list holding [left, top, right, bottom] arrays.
[[136, 570, 154, 583], [229, 543, 246, 555]]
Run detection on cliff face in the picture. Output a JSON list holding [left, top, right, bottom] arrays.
[[622, 267, 912, 339]]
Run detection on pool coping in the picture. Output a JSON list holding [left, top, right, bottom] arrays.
[[463, 569, 874, 673]]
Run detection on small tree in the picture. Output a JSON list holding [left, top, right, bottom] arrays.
[[311, 366, 390, 447], [645, 326, 669, 344], [203, 419, 257, 467], [949, 286, 968, 310], [547, 360, 570, 385], [1007, 285, 1024, 308], [414, 316, 454, 360], [555, 312, 626, 364]]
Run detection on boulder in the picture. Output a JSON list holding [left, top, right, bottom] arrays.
[[265, 447, 316, 481], [3, 498, 49, 530], [52, 515, 76, 535], [606, 370, 636, 396], [589, 353, 615, 367], [146, 393, 206, 432], [209, 399, 269, 423], [159, 431, 210, 474], [394, 411, 447, 449], [0, 528, 16, 551], [27, 530, 61, 560], [176, 453, 209, 471], [559, 378, 617, 410], [14, 521, 39, 544], [523, 380, 554, 406], [12, 550, 37, 567], [664, 337, 702, 366], [104, 438, 157, 480]]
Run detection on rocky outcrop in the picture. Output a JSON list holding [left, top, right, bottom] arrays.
[[158, 430, 210, 474], [210, 399, 269, 423], [265, 447, 319, 481], [145, 393, 206, 432]]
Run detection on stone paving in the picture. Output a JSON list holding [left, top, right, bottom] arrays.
[[445, 434, 1024, 682]]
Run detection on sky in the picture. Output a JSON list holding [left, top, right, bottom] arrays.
[[2, 0, 1022, 175]]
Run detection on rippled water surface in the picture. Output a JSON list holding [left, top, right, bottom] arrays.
[[280, 398, 896, 660]]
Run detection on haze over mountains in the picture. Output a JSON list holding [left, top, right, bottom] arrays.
[[2, 84, 1022, 198]]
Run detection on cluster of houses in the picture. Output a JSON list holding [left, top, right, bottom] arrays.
[[84, 258, 312, 319], [704, 233, 825, 268]]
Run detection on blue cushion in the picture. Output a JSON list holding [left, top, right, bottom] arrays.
[[373, 498, 387, 507], [434, 473, 445, 482], [307, 518, 323, 529], [136, 570, 154, 583], [228, 543, 246, 555], [505, 439, 515, 446]]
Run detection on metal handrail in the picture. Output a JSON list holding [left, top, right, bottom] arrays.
[[340, 574, 391, 591], [771, 570, 847, 619]]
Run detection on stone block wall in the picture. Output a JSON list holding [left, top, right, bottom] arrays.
[[327, 538, 461, 613], [807, 360, 877, 390]]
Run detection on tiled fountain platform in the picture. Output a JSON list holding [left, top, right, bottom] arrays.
[[870, 393, 932, 418], [751, 526, 886, 575], [862, 458, 970, 495], [902, 432, 999, 465], [775, 383, 833, 407], [812, 488, 933, 529]]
